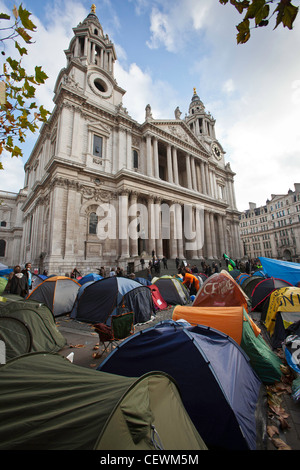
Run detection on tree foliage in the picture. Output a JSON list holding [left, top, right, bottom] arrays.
[[220, 0, 299, 43], [0, 4, 50, 168]]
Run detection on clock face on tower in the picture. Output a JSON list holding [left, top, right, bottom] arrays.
[[212, 144, 221, 160]]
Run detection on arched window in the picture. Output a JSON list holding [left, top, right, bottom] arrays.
[[89, 212, 98, 234], [0, 221, 7, 227], [133, 150, 138, 169], [0, 239, 6, 257]]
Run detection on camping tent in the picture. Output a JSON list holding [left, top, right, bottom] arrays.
[[241, 276, 264, 300], [98, 320, 267, 450], [0, 298, 66, 357], [31, 274, 47, 290], [148, 284, 168, 311], [78, 273, 103, 285], [0, 277, 7, 295], [172, 305, 282, 384], [71, 277, 155, 325], [0, 352, 206, 451], [259, 257, 300, 286], [264, 287, 300, 345], [152, 277, 190, 305], [193, 271, 249, 312], [236, 273, 250, 286], [251, 277, 292, 312], [26, 276, 81, 317]]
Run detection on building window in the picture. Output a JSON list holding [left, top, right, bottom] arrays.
[[133, 150, 138, 169], [89, 212, 98, 234], [0, 221, 6, 227], [0, 239, 5, 257], [93, 135, 103, 157]]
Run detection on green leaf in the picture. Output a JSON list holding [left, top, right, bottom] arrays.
[[6, 57, 19, 71], [35, 66, 48, 84], [18, 5, 36, 31], [0, 13, 10, 20], [274, 2, 299, 30], [15, 42, 28, 57], [236, 18, 251, 43], [16, 27, 32, 43]]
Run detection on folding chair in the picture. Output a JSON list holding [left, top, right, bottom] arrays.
[[94, 311, 134, 357]]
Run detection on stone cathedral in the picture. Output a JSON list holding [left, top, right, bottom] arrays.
[[0, 6, 242, 274]]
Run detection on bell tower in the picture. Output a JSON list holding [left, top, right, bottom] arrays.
[[185, 88, 216, 142], [54, 4, 125, 109]]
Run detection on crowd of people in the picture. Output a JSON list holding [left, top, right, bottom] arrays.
[[3, 255, 263, 301]]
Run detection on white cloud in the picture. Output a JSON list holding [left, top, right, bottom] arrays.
[[0, 153, 25, 192]]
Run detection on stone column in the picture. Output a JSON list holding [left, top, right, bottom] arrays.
[[153, 137, 159, 178], [217, 214, 226, 257], [146, 134, 153, 177], [119, 191, 129, 258], [129, 192, 138, 257], [155, 197, 163, 258], [186, 154, 192, 190], [170, 202, 178, 259], [172, 147, 179, 185], [176, 203, 184, 259], [191, 157, 198, 191], [209, 212, 217, 258], [167, 144, 173, 183], [200, 161, 206, 194], [204, 210, 213, 259], [205, 163, 210, 196], [147, 196, 155, 255]]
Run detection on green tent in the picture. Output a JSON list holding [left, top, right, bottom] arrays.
[[0, 352, 207, 451], [241, 310, 283, 384], [0, 277, 7, 295], [0, 298, 66, 357]]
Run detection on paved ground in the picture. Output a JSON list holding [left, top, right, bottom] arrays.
[[56, 306, 300, 451]]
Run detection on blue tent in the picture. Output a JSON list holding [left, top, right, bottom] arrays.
[[70, 277, 155, 325], [0, 269, 13, 277], [259, 257, 300, 286], [98, 320, 267, 451], [78, 273, 103, 285]]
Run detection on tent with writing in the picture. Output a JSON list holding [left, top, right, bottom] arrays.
[[0, 352, 206, 451], [264, 287, 300, 348], [26, 276, 81, 317], [98, 320, 267, 451], [193, 271, 249, 312], [172, 305, 282, 384], [259, 257, 300, 286]]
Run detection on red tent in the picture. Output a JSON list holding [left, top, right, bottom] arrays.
[[148, 284, 168, 311]]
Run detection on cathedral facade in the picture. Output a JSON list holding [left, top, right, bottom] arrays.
[[0, 7, 242, 274]]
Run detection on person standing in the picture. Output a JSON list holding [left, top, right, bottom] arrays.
[[22, 262, 32, 290], [10, 265, 29, 297]]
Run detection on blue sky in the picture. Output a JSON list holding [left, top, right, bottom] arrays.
[[1, 0, 300, 211]]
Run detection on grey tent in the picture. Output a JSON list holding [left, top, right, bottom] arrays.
[[0, 352, 207, 451], [0, 297, 66, 358]]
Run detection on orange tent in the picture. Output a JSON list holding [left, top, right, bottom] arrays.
[[193, 271, 249, 312], [172, 306, 260, 344]]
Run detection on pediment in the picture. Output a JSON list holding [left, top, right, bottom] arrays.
[[149, 120, 209, 154]]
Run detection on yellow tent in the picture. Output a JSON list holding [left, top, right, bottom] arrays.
[[265, 286, 300, 336]]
